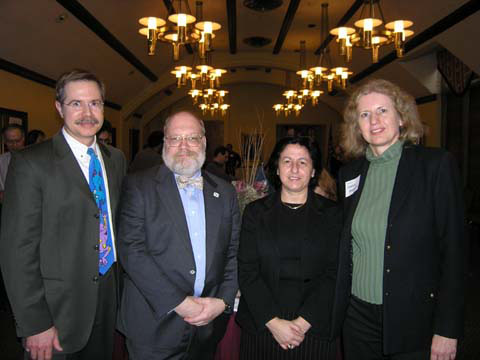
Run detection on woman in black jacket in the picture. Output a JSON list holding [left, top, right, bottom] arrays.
[[237, 136, 341, 360], [334, 79, 465, 360]]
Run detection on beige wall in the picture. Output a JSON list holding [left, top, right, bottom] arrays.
[[417, 99, 441, 147], [0, 70, 126, 152]]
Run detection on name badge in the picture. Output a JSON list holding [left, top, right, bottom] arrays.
[[345, 175, 360, 198]]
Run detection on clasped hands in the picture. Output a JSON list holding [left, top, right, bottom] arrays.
[[266, 316, 311, 350], [175, 296, 225, 326]]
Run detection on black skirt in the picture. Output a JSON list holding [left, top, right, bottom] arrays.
[[239, 329, 336, 360]]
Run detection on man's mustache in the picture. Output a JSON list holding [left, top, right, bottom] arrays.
[[75, 118, 100, 125]]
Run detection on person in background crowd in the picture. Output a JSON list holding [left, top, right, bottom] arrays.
[[128, 130, 164, 173], [0, 124, 25, 201], [97, 120, 113, 146], [204, 145, 232, 182], [117, 111, 240, 359], [26, 129, 46, 146], [0, 69, 127, 360], [315, 168, 337, 201], [237, 136, 341, 360], [333, 79, 465, 360], [328, 145, 345, 179], [225, 143, 241, 178]]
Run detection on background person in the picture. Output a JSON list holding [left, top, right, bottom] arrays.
[[204, 145, 232, 182], [26, 129, 46, 146], [0, 124, 25, 200], [127, 130, 164, 173], [225, 143, 241, 178], [236, 136, 341, 360], [333, 79, 465, 360]]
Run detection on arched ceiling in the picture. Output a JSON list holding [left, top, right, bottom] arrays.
[[1, 0, 479, 121]]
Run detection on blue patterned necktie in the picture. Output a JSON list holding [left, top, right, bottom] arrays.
[[87, 147, 114, 275]]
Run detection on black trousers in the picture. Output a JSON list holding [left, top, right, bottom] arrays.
[[343, 296, 430, 360], [24, 266, 117, 360]]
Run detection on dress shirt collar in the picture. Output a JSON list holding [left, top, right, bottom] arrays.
[[62, 127, 99, 156]]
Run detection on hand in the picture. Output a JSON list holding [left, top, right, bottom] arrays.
[[25, 326, 63, 360], [431, 334, 457, 360], [292, 316, 312, 334], [265, 317, 305, 350], [174, 296, 203, 319], [184, 297, 225, 326]]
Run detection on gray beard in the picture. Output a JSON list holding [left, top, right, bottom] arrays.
[[162, 146, 206, 177]]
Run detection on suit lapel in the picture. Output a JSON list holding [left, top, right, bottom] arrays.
[[263, 193, 281, 260], [303, 192, 324, 250], [343, 159, 369, 232], [202, 172, 223, 275], [387, 145, 417, 222], [99, 144, 119, 223], [155, 166, 195, 257], [52, 133, 96, 206]]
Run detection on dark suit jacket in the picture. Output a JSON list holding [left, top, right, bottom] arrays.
[[116, 164, 240, 349], [0, 133, 126, 352], [333, 144, 465, 354], [236, 191, 341, 339]]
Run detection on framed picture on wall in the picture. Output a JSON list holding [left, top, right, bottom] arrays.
[[0, 107, 28, 153]]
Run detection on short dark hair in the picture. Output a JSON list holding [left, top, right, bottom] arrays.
[[147, 130, 164, 148], [2, 123, 25, 136], [266, 136, 323, 191], [26, 129, 46, 145], [213, 146, 228, 157], [97, 119, 112, 135], [56, 69, 105, 104]]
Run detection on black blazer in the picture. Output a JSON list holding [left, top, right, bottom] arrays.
[[117, 165, 240, 348], [333, 144, 465, 354], [0, 133, 126, 352], [236, 191, 341, 339]]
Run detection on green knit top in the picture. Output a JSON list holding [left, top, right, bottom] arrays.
[[351, 140, 403, 304]]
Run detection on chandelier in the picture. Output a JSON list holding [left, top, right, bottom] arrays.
[[273, 3, 352, 117], [138, 0, 221, 61], [330, 0, 414, 63], [171, 54, 231, 117]]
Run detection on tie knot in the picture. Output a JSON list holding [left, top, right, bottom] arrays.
[[176, 175, 203, 190], [87, 148, 96, 157]]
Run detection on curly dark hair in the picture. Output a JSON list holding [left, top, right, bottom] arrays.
[[266, 136, 323, 191]]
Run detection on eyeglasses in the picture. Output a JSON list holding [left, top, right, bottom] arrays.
[[62, 100, 104, 111], [164, 134, 204, 147]]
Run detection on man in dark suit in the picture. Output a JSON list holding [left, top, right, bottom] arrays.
[[117, 110, 240, 359], [0, 69, 126, 360]]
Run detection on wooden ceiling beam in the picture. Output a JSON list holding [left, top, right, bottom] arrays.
[[272, 0, 301, 55], [56, 0, 158, 82], [350, 0, 480, 84], [226, 0, 237, 54]]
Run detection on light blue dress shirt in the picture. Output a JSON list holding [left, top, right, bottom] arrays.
[[176, 171, 206, 297]]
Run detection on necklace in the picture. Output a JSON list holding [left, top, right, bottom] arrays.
[[282, 202, 305, 210]]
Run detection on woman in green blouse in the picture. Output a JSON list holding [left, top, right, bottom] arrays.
[[334, 79, 465, 360]]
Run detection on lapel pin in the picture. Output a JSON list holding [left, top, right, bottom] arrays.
[[213, 192, 220, 198]]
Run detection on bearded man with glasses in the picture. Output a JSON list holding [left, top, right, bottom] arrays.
[[116, 110, 240, 360]]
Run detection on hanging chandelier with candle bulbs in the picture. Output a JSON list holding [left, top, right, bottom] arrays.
[[138, 1, 230, 117], [138, 0, 221, 61], [330, 0, 414, 63], [273, 3, 352, 117]]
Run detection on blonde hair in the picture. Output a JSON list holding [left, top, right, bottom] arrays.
[[341, 79, 424, 159]]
